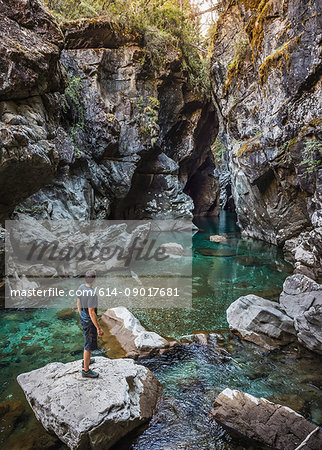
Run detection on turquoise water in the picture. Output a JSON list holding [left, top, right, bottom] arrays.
[[1, 212, 321, 449], [133, 212, 292, 338]]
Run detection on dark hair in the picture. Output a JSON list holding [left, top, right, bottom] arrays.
[[85, 269, 96, 284]]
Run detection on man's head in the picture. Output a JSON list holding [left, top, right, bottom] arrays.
[[85, 269, 96, 285]]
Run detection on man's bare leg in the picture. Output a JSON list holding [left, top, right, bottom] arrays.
[[83, 349, 91, 372]]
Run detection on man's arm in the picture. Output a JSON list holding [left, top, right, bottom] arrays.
[[77, 298, 81, 315], [88, 308, 104, 336]]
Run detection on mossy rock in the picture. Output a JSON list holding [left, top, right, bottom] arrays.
[[22, 345, 43, 356], [266, 394, 306, 413], [0, 399, 25, 443], [196, 248, 236, 257], [237, 255, 264, 266], [56, 308, 77, 320]]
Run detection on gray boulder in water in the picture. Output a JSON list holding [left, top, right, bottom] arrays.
[[17, 357, 162, 449], [211, 389, 321, 449], [226, 294, 296, 349]]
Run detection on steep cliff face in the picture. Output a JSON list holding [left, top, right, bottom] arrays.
[[211, 0, 321, 250], [0, 1, 219, 223], [0, 0, 66, 221]]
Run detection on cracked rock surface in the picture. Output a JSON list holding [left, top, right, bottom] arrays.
[[17, 357, 162, 449], [211, 388, 322, 449]]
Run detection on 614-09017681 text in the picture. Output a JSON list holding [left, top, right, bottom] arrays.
[[9, 286, 181, 298]]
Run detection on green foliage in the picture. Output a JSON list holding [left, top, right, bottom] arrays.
[[45, 0, 211, 98], [61, 74, 85, 158], [137, 95, 160, 146], [299, 138, 322, 177]]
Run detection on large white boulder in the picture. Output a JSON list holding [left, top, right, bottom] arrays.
[[226, 295, 296, 348], [100, 307, 175, 358], [211, 389, 321, 449], [17, 357, 162, 449]]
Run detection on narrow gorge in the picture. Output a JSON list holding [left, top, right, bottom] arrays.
[[0, 0, 321, 449]]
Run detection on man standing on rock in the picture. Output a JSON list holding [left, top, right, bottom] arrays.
[[77, 269, 104, 378]]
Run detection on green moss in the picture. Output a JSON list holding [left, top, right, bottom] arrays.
[[258, 35, 301, 85]]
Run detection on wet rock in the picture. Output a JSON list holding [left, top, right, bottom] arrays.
[[100, 307, 175, 358], [209, 235, 226, 243], [196, 248, 236, 257], [227, 295, 296, 349], [211, 388, 322, 449], [17, 357, 162, 450]]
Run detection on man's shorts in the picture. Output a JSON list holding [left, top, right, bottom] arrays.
[[80, 313, 98, 351]]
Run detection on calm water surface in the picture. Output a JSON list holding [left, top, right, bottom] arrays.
[[1, 212, 321, 449]]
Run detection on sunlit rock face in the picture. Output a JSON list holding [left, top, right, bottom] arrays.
[[0, 2, 219, 222], [211, 0, 321, 246]]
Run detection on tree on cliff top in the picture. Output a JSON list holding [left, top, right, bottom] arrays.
[[44, 0, 212, 98]]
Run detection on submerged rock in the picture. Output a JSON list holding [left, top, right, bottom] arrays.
[[227, 294, 296, 349], [211, 389, 321, 449], [17, 357, 162, 450], [196, 248, 236, 257], [159, 242, 184, 257], [100, 307, 176, 358], [56, 308, 77, 321], [0, 398, 25, 442], [209, 235, 226, 243]]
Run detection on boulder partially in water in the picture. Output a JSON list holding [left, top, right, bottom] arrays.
[[211, 389, 321, 449], [100, 307, 176, 358], [280, 274, 322, 354], [227, 295, 296, 349], [17, 357, 162, 450]]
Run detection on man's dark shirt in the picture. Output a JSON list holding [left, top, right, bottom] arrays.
[[77, 284, 98, 319]]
